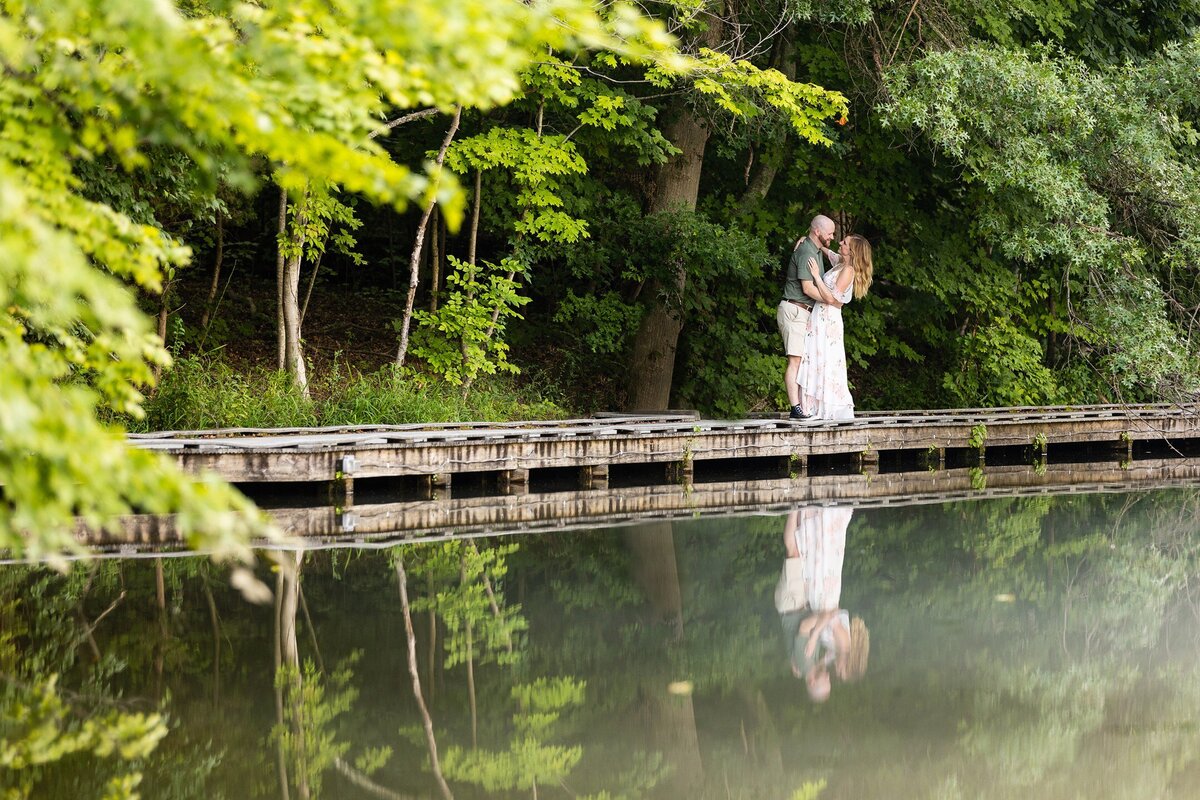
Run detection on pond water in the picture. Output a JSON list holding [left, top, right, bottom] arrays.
[[5, 488, 1200, 799]]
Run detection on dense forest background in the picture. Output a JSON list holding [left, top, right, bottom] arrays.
[[106, 0, 1200, 421]]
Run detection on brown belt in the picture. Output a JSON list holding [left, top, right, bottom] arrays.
[[785, 299, 811, 309]]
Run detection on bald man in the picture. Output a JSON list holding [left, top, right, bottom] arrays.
[[777, 215, 836, 420]]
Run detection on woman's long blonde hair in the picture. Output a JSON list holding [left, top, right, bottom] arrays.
[[845, 234, 874, 300]]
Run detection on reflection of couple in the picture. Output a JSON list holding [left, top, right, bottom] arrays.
[[776, 215, 875, 421], [774, 506, 869, 702]]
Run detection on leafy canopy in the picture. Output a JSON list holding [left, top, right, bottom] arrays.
[[0, 0, 682, 559]]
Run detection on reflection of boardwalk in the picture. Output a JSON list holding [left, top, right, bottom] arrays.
[[129, 405, 1200, 492], [86, 457, 1200, 552]]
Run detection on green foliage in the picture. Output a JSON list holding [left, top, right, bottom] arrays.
[[410, 257, 532, 386], [270, 654, 360, 799], [135, 355, 566, 430], [441, 677, 586, 792], [1081, 272, 1198, 400], [407, 541, 528, 670], [549, 207, 778, 414], [446, 129, 591, 243], [968, 424, 987, 449], [0, 675, 166, 799], [943, 320, 1061, 407], [692, 48, 849, 146], [883, 42, 1200, 403], [791, 779, 829, 800], [278, 186, 365, 270]]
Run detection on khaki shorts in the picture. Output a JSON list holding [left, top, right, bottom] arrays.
[[777, 301, 812, 357]]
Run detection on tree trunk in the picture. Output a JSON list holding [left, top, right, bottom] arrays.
[[283, 262, 306, 393], [626, 106, 712, 410], [153, 278, 173, 384], [273, 569, 291, 800], [202, 580, 221, 707], [738, 38, 795, 215], [396, 556, 455, 800], [276, 187, 288, 371], [200, 210, 224, 331], [623, 11, 728, 410], [283, 228, 308, 394], [279, 552, 310, 800], [396, 107, 462, 368], [299, 236, 326, 333], [436, 206, 446, 311]]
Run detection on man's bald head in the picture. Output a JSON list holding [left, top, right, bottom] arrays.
[[810, 215, 836, 246]]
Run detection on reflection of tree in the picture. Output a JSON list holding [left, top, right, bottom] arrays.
[[1, 565, 168, 799], [10, 489, 1200, 798], [408, 541, 526, 748], [624, 522, 704, 796], [517, 516, 787, 798], [394, 552, 453, 800], [393, 540, 609, 800], [791, 491, 1200, 799], [441, 677, 585, 799]]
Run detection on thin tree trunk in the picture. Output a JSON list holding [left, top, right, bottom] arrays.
[[299, 236, 326, 333], [396, 107, 463, 368], [458, 168, 485, 371], [276, 186, 288, 371], [153, 558, 167, 698], [333, 757, 416, 800], [427, 573, 437, 706], [273, 570, 292, 800], [395, 556, 455, 800], [153, 277, 174, 383], [298, 583, 325, 675], [282, 194, 309, 394], [203, 580, 221, 707], [430, 205, 441, 313], [466, 619, 477, 749], [437, 215, 447, 304], [468, 168, 482, 268], [459, 555, 478, 749], [472, 543, 513, 655], [200, 210, 225, 331], [280, 553, 309, 800]]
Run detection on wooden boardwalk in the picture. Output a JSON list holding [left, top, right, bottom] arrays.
[[130, 404, 1200, 497]]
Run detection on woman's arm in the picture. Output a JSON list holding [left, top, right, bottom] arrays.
[[834, 266, 855, 295], [820, 245, 841, 267], [806, 258, 843, 308]]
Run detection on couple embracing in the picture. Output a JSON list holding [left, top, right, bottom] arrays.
[[776, 215, 874, 421]]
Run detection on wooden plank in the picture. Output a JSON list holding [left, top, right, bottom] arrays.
[[127, 405, 1200, 485]]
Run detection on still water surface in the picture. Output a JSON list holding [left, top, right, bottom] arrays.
[[6, 488, 1200, 799]]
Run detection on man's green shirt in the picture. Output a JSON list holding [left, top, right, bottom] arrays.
[[784, 237, 825, 306]]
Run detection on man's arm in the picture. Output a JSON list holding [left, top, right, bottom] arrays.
[[801, 279, 825, 303], [803, 258, 843, 308]]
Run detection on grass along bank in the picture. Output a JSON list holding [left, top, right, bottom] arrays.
[[126, 355, 569, 432]]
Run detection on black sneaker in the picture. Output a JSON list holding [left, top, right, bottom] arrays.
[[789, 407, 812, 420]]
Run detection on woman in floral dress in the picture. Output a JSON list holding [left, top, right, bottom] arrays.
[[796, 234, 874, 420]]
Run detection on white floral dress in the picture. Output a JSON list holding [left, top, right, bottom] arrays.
[[774, 506, 854, 614], [797, 267, 854, 420]]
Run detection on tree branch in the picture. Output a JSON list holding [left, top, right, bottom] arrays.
[[368, 108, 440, 139]]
